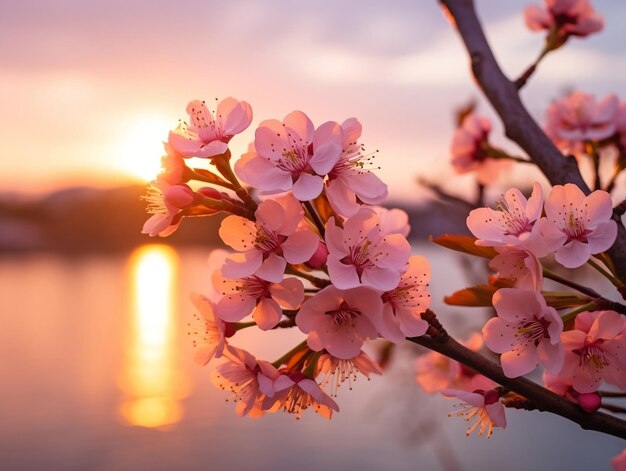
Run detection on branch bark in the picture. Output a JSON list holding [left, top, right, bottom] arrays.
[[439, 0, 626, 282], [409, 334, 626, 439]]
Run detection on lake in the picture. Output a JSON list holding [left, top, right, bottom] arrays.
[[0, 244, 622, 470]]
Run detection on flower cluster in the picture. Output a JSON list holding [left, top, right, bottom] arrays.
[[145, 97, 431, 420], [525, 0, 603, 49], [139, 3, 626, 462]]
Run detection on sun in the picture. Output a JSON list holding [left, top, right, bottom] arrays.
[[113, 114, 175, 182]]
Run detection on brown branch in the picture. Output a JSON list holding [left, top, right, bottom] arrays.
[[439, 0, 626, 282], [408, 334, 626, 439]]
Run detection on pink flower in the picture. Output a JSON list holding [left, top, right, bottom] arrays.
[[324, 118, 388, 216], [545, 92, 618, 153], [213, 270, 304, 331], [560, 310, 626, 393], [141, 181, 195, 237], [539, 184, 617, 268], [219, 195, 319, 282], [325, 208, 411, 291], [467, 182, 549, 256], [316, 351, 382, 396], [483, 288, 564, 378], [416, 333, 495, 394], [212, 346, 281, 418], [234, 111, 342, 201], [296, 285, 382, 360], [450, 113, 512, 185], [372, 206, 411, 238], [158, 142, 188, 185], [525, 0, 603, 39], [612, 449, 626, 471], [168, 98, 252, 159], [489, 247, 544, 290], [379, 255, 431, 343], [271, 372, 339, 419], [442, 388, 507, 438], [188, 292, 230, 365]]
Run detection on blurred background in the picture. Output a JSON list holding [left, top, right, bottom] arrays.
[[1, 1, 625, 470]]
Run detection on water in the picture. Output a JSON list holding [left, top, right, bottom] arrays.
[[0, 245, 622, 471]]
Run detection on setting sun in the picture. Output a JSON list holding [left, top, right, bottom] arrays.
[[112, 114, 176, 182]]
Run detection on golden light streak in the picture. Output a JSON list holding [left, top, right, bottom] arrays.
[[119, 244, 189, 429]]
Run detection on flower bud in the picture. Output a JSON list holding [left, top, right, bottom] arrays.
[[306, 241, 328, 269], [577, 392, 601, 413], [197, 186, 223, 200], [164, 184, 194, 208]]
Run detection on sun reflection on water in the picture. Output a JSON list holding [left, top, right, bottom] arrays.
[[119, 244, 189, 429]]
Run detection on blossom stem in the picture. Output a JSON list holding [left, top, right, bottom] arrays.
[[272, 340, 308, 369], [285, 265, 330, 289], [542, 268, 601, 298], [514, 46, 550, 90], [233, 321, 256, 332], [189, 168, 234, 189], [304, 201, 326, 237], [213, 152, 258, 211], [561, 302, 597, 324], [587, 258, 622, 287], [485, 147, 531, 163], [418, 178, 476, 210]]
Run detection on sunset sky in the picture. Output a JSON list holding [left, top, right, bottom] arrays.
[[3, 0, 626, 200]]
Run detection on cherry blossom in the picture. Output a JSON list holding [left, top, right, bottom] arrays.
[[213, 270, 304, 331], [379, 255, 431, 343], [188, 292, 231, 366], [324, 118, 388, 216], [316, 351, 382, 397], [296, 285, 382, 360], [483, 288, 564, 378], [450, 113, 511, 184], [168, 98, 252, 159], [141, 180, 194, 237], [270, 372, 339, 419], [559, 310, 626, 393], [372, 206, 411, 238], [543, 367, 601, 412], [540, 184, 617, 268], [489, 247, 543, 290], [325, 207, 411, 291], [158, 142, 188, 185], [467, 182, 549, 256], [415, 333, 495, 394], [545, 91, 618, 153], [442, 388, 507, 438], [219, 195, 319, 282], [525, 0, 603, 40], [612, 449, 626, 471], [212, 346, 281, 418], [234, 111, 342, 201]]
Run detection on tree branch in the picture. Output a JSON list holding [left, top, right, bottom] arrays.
[[438, 0, 626, 282], [409, 334, 626, 439]]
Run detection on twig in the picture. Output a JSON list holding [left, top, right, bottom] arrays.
[[419, 178, 476, 210], [438, 0, 626, 282]]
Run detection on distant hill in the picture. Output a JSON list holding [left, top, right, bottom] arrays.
[[0, 185, 469, 255]]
